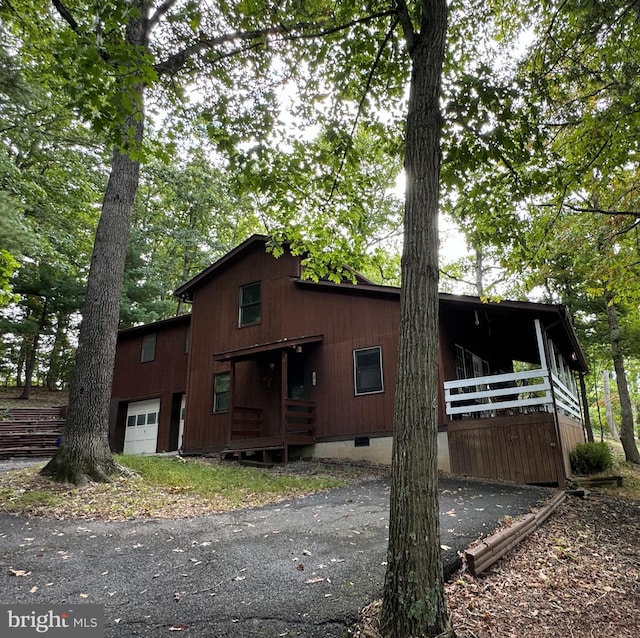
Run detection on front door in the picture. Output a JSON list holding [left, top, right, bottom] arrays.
[[287, 351, 309, 399]]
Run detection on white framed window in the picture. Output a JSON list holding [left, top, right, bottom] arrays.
[[213, 373, 231, 413], [455, 344, 489, 380], [354, 346, 384, 395], [141, 332, 156, 362], [239, 282, 261, 327]]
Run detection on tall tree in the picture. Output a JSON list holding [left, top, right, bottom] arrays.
[[2, 1, 400, 483], [379, 2, 454, 635]]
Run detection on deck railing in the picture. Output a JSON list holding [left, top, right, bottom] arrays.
[[231, 406, 263, 439], [284, 399, 316, 437], [444, 368, 581, 421]]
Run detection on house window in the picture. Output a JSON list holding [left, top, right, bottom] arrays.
[[141, 332, 156, 362], [239, 282, 261, 327], [184, 324, 191, 354], [213, 373, 231, 413], [455, 344, 489, 380], [354, 346, 384, 395]]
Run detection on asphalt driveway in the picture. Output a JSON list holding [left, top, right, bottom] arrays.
[[0, 473, 553, 637]]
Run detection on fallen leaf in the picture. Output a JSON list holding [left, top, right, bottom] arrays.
[[9, 568, 30, 577], [30, 586, 38, 593], [297, 564, 304, 571]]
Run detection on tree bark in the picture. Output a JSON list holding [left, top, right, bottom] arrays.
[[578, 372, 594, 442], [602, 369, 619, 441], [46, 311, 69, 391], [603, 292, 640, 463], [474, 243, 484, 297], [42, 5, 149, 484], [380, 1, 454, 636]]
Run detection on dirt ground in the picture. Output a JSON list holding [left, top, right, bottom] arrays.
[[0, 386, 69, 408], [356, 489, 640, 638]]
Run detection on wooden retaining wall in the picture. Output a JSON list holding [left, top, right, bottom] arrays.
[[447, 412, 568, 486], [0, 407, 66, 459], [465, 491, 566, 576]]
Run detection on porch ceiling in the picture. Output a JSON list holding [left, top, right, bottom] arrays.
[[440, 299, 588, 372], [214, 334, 324, 362]]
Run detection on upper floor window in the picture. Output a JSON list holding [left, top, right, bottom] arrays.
[[354, 346, 384, 395], [184, 324, 191, 354], [141, 332, 157, 362], [239, 282, 261, 327]]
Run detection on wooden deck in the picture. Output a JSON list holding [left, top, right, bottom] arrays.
[[447, 412, 575, 486]]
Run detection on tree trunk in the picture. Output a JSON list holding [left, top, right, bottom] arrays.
[[602, 369, 619, 441], [18, 299, 48, 400], [42, 7, 149, 484], [380, 1, 454, 636], [578, 372, 594, 442], [474, 242, 484, 297], [46, 311, 69, 391], [603, 292, 640, 463]]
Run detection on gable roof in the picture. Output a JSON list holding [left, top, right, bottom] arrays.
[[170, 235, 587, 372], [174, 234, 374, 301], [174, 235, 270, 302], [117, 313, 191, 339]]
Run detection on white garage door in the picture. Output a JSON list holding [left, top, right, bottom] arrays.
[[124, 399, 160, 455]]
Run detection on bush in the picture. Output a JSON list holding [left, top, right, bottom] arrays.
[[570, 441, 614, 475]]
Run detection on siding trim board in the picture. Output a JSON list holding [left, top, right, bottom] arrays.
[[215, 334, 324, 362]]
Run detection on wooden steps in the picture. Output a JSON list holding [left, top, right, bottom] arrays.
[[0, 407, 66, 459], [221, 433, 315, 465]]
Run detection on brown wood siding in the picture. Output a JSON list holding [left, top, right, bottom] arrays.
[[110, 318, 189, 452], [447, 412, 567, 485], [182, 244, 400, 452], [558, 414, 585, 478]]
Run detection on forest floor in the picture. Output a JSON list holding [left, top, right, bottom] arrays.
[[0, 386, 69, 408], [2, 388, 640, 637], [354, 487, 640, 638]]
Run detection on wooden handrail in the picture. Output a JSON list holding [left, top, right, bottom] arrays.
[[284, 399, 316, 436], [231, 406, 263, 439]]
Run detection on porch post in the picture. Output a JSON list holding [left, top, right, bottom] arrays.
[[228, 359, 236, 444], [534, 319, 548, 372], [280, 349, 288, 437], [534, 319, 554, 412], [536, 319, 568, 487]]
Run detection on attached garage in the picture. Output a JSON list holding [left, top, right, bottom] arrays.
[[123, 399, 160, 454]]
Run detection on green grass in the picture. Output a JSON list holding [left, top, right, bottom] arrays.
[[116, 455, 345, 506], [0, 456, 349, 520], [0, 485, 64, 510]]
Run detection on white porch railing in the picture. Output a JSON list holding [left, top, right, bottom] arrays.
[[550, 372, 582, 420], [444, 368, 581, 420]]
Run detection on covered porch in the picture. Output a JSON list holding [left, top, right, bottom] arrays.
[[439, 303, 588, 487], [215, 335, 322, 463]]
